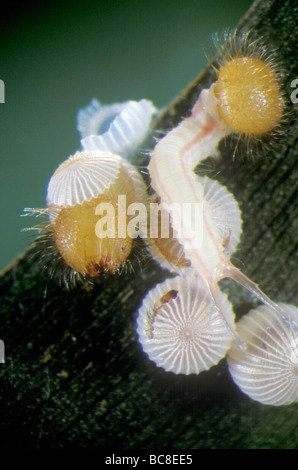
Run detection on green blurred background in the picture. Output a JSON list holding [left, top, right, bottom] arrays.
[[0, 0, 253, 271]]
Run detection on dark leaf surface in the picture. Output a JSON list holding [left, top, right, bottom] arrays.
[[0, 0, 297, 449]]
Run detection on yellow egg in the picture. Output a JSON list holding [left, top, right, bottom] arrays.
[[214, 57, 284, 135], [46, 150, 148, 277], [53, 195, 132, 276]]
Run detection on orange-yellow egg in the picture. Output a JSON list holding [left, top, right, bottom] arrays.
[[150, 235, 191, 269], [145, 196, 191, 272], [54, 195, 132, 276], [46, 150, 148, 278], [214, 57, 284, 135]]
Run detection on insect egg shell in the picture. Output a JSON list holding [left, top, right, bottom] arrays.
[[46, 150, 122, 209], [143, 194, 192, 274], [46, 149, 148, 277], [46, 149, 148, 212], [227, 303, 298, 405], [77, 98, 158, 159], [208, 31, 286, 140], [214, 56, 284, 136], [136, 271, 235, 375]]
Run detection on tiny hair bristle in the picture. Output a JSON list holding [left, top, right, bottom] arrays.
[[27, 222, 87, 288], [119, 241, 147, 277]]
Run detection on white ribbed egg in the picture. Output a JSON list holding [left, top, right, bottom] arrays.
[[200, 176, 242, 257], [227, 303, 298, 405], [46, 150, 122, 208], [136, 271, 235, 374], [46, 150, 147, 209], [77, 99, 157, 159]]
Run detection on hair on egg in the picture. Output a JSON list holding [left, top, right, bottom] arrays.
[[211, 29, 290, 158], [24, 149, 149, 286]]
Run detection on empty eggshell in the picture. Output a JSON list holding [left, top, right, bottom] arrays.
[[137, 271, 235, 374], [227, 303, 298, 405], [46, 150, 122, 208], [77, 99, 158, 159]]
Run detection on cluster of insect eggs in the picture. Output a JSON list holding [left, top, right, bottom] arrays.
[[137, 34, 297, 406], [34, 99, 158, 278], [39, 96, 197, 279], [26, 33, 297, 406], [37, 33, 286, 280]]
